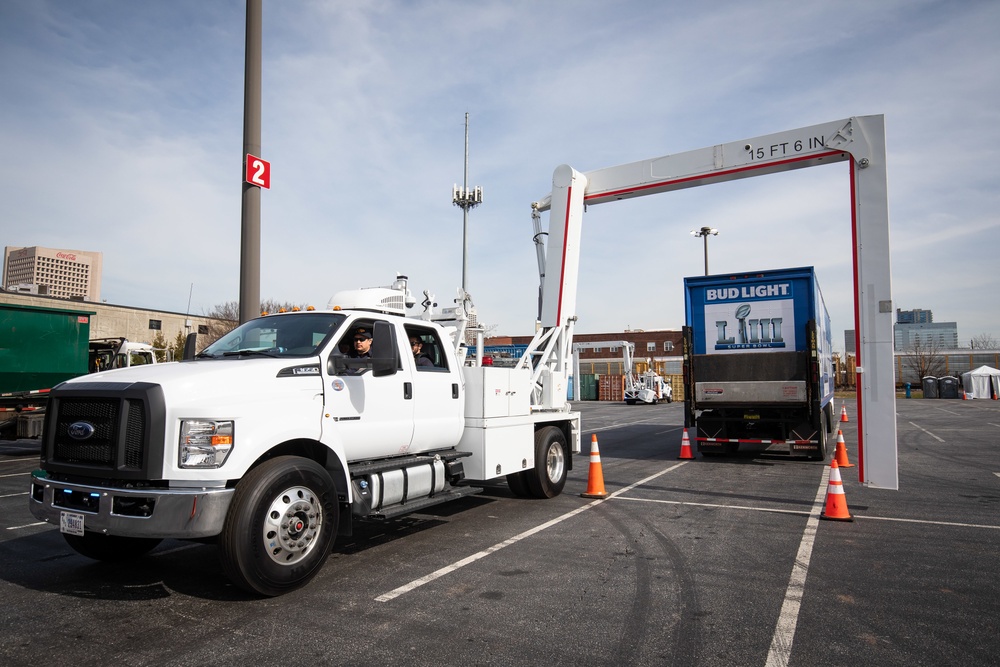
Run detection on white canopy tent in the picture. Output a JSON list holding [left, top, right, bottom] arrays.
[[961, 365, 1000, 399]]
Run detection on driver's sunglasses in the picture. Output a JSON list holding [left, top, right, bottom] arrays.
[[410, 340, 421, 346]]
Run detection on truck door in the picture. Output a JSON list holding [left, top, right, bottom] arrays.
[[405, 326, 464, 452], [322, 319, 415, 459]]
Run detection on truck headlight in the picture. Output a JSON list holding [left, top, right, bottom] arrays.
[[179, 420, 234, 468]]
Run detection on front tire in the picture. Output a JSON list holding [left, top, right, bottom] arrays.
[[219, 456, 338, 597], [526, 426, 568, 498], [63, 533, 162, 561]]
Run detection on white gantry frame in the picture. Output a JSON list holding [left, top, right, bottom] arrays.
[[532, 115, 897, 489]]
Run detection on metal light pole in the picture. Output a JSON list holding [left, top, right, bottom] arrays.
[[239, 0, 262, 324], [452, 113, 483, 292], [690, 226, 719, 276]]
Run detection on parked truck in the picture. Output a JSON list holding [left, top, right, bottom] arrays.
[[29, 163, 593, 599], [1, 302, 158, 438], [1, 303, 94, 437], [682, 266, 835, 460]]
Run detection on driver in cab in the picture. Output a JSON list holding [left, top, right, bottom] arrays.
[[349, 328, 372, 358]]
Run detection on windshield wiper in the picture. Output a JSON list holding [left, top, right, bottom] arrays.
[[222, 349, 280, 358]]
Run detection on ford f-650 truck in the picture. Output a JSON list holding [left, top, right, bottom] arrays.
[[28, 164, 596, 596], [682, 266, 835, 460], [28, 275, 581, 596]]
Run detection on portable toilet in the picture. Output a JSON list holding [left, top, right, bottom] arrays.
[[938, 376, 959, 399], [922, 376, 939, 399]]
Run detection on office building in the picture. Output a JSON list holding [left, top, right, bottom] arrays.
[[3, 245, 103, 302]]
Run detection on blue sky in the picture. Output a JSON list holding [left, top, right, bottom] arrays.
[[2, 1, 998, 350]]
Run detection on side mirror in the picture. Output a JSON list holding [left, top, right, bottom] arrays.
[[371, 321, 398, 377], [182, 332, 198, 360]]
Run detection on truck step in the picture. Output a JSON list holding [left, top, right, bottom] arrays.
[[364, 485, 482, 521]]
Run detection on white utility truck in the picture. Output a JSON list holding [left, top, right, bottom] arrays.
[[627, 368, 672, 405], [29, 178, 587, 596], [571, 340, 671, 404]]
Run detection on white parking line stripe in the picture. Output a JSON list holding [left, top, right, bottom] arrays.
[[0, 472, 29, 479], [615, 496, 810, 516], [618, 496, 1000, 530], [909, 421, 945, 442], [6, 522, 45, 530], [764, 466, 829, 667], [0, 492, 29, 499], [856, 515, 1000, 530], [0, 458, 36, 465], [375, 461, 690, 602]]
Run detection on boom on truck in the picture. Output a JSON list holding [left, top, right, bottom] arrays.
[[29, 181, 589, 595]]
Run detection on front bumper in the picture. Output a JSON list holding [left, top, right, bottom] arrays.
[[29, 471, 233, 539]]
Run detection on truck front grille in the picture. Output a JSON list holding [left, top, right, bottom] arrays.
[[42, 381, 165, 480], [52, 398, 145, 469]]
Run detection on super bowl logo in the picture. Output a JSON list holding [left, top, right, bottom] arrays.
[[714, 303, 785, 350]]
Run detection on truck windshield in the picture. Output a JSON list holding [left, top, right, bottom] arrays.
[[198, 313, 346, 359]]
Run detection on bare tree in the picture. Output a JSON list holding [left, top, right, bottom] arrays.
[[970, 333, 999, 349], [201, 299, 312, 347], [203, 301, 240, 346], [899, 337, 947, 384]]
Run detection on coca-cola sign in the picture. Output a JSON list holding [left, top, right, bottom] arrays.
[[56, 252, 78, 261]]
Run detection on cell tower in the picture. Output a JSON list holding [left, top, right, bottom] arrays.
[[452, 112, 483, 292]]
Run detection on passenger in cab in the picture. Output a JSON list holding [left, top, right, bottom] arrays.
[[410, 336, 434, 367]]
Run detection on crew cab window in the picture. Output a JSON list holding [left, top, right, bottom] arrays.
[[404, 326, 448, 371]]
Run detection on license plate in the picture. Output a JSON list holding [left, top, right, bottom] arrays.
[[60, 511, 85, 536]]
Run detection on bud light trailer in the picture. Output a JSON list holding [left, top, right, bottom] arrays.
[[682, 267, 835, 460]]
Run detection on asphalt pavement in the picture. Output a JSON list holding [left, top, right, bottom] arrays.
[[1, 398, 998, 666]]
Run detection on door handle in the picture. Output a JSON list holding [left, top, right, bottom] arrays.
[[404, 382, 412, 400]]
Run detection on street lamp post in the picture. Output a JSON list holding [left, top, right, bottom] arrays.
[[690, 226, 719, 276]]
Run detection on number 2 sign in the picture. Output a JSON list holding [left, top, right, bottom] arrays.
[[245, 153, 271, 189]]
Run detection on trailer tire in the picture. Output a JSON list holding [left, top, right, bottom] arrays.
[[505, 470, 531, 497], [526, 426, 568, 499], [219, 456, 338, 597], [63, 533, 162, 561]]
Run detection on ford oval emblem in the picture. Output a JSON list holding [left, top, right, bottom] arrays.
[[68, 421, 96, 440]]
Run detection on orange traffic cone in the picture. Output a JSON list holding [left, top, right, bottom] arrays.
[[678, 428, 695, 460], [833, 429, 854, 468], [820, 459, 853, 522], [581, 434, 609, 499], [840, 403, 849, 423]]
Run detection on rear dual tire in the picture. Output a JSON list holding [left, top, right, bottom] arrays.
[[506, 426, 568, 499]]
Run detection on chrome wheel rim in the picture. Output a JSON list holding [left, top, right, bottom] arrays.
[[545, 443, 565, 483], [263, 485, 323, 566]]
